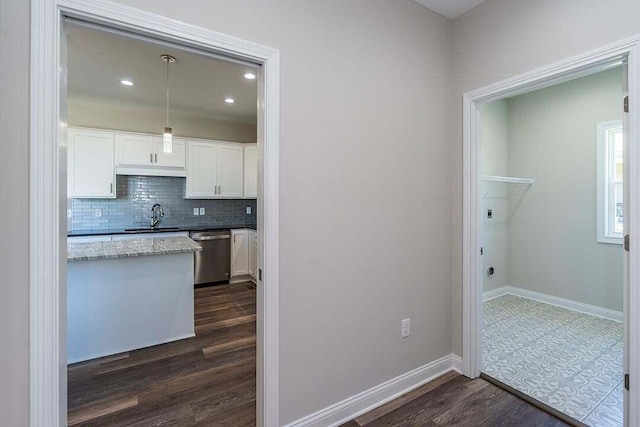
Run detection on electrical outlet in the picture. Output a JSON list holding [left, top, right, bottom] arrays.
[[199, 207, 205, 215], [94, 209, 102, 218], [401, 318, 411, 338], [193, 208, 199, 216], [246, 206, 252, 214]]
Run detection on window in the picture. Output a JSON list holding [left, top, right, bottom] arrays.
[[597, 120, 624, 244]]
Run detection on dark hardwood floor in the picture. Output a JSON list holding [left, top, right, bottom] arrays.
[[67, 282, 257, 426], [69, 284, 568, 427], [340, 371, 570, 427]]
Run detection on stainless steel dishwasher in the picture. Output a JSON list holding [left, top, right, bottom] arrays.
[[190, 231, 231, 285]]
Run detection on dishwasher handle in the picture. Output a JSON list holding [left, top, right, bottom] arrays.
[[191, 235, 230, 241]]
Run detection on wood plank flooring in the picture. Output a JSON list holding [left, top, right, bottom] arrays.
[[67, 282, 257, 426], [341, 372, 570, 427], [69, 284, 569, 427]]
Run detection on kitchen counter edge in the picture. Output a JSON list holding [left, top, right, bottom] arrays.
[[67, 224, 257, 237]]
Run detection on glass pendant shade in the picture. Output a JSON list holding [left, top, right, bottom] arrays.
[[163, 127, 173, 153]]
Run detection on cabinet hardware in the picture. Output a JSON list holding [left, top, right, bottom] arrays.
[[155, 153, 157, 163], [150, 153, 153, 163], [625, 235, 630, 252], [110, 183, 113, 194]]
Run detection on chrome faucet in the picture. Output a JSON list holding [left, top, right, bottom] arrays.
[[150, 203, 164, 228]]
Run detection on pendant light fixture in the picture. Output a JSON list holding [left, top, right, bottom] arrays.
[[160, 54, 176, 153]]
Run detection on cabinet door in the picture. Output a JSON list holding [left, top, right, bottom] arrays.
[[231, 230, 249, 277], [244, 145, 258, 198], [248, 230, 257, 278], [186, 141, 218, 198], [154, 138, 186, 168], [115, 133, 155, 167], [68, 129, 115, 198], [217, 145, 244, 198]]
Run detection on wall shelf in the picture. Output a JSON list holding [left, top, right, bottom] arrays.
[[482, 175, 535, 221], [483, 175, 535, 185]]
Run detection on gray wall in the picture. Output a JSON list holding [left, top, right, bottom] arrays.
[[507, 68, 623, 311], [4, 0, 454, 424], [481, 99, 510, 292], [69, 98, 257, 143], [111, 1, 454, 423], [0, 0, 30, 425], [452, 0, 640, 356], [70, 175, 256, 231]]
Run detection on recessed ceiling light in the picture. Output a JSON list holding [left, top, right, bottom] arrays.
[[244, 73, 256, 80], [120, 79, 135, 86], [224, 98, 235, 104]]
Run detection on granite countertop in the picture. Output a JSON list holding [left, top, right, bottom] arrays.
[[67, 224, 257, 237], [68, 236, 203, 262]]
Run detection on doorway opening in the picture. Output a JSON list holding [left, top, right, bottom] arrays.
[[462, 37, 640, 427], [30, 1, 280, 425], [64, 20, 261, 425], [480, 66, 625, 426]]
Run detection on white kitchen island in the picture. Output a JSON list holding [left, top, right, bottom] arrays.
[[67, 236, 202, 364]]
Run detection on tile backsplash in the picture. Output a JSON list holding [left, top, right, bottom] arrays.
[[69, 175, 256, 231]]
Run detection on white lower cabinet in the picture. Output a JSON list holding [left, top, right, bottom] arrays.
[[231, 229, 249, 277], [248, 230, 257, 280]]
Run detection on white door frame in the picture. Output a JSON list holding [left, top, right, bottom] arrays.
[[462, 35, 640, 425], [30, 0, 280, 425]]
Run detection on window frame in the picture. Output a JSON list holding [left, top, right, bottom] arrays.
[[597, 119, 624, 245]]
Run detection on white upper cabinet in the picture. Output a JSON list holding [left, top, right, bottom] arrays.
[[217, 145, 244, 198], [154, 138, 186, 168], [68, 128, 116, 199], [244, 145, 258, 199], [186, 141, 218, 198], [115, 133, 155, 166], [67, 127, 252, 200], [115, 131, 186, 177], [185, 140, 245, 199]]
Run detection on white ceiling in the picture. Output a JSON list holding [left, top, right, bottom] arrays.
[[67, 26, 258, 124], [414, 0, 486, 19]]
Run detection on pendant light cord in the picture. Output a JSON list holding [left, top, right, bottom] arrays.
[[166, 59, 170, 127]]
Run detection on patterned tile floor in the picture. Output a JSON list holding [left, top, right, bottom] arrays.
[[483, 295, 623, 427]]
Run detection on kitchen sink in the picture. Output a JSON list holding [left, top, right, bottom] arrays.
[[124, 227, 180, 233]]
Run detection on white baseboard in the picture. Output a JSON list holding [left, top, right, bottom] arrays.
[[483, 286, 623, 322], [482, 286, 509, 302], [452, 354, 463, 374], [284, 354, 459, 427]]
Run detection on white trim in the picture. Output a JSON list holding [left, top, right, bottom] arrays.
[[462, 34, 640, 426], [482, 286, 509, 302], [451, 354, 463, 374], [284, 354, 459, 427], [30, 1, 280, 426], [597, 120, 624, 245], [482, 286, 623, 323]]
